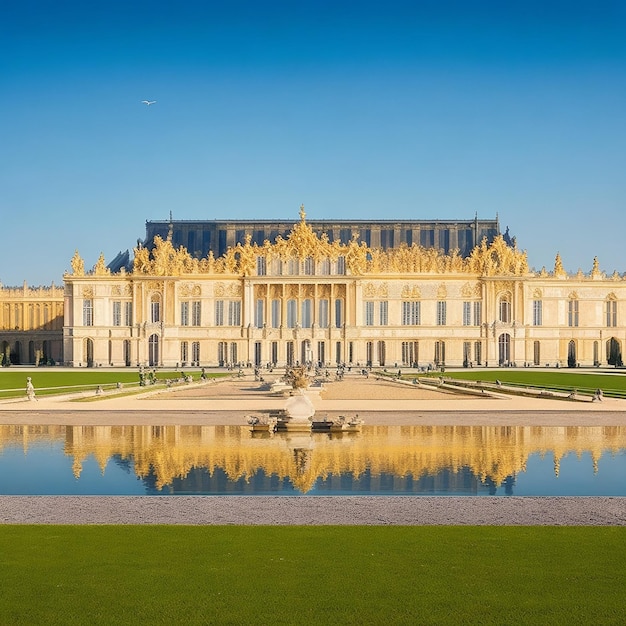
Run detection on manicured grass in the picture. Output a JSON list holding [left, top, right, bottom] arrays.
[[422, 369, 626, 397], [0, 370, 226, 399], [0, 526, 624, 624]]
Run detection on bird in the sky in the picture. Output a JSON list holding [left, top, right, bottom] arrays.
[[141, 100, 156, 106]]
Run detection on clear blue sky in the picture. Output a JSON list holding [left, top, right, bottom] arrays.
[[2, 1, 625, 286]]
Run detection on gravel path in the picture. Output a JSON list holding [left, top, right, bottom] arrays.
[[1, 496, 625, 526]]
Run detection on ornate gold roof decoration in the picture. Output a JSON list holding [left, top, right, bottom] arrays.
[[80, 211, 531, 279], [554, 253, 567, 278], [591, 256, 603, 279], [93, 253, 110, 276], [70, 250, 85, 276]]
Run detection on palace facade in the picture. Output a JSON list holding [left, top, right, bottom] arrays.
[[0, 282, 64, 366], [58, 208, 625, 369]]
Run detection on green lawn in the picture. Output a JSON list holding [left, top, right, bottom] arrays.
[[420, 369, 626, 397], [0, 370, 226, 399], [0, 526, 624, 625]]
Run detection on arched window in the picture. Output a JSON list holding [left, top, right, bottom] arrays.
[[567, 340, 576, 368], [286, 299, 297, 328], [498, 333, 511, 365], [151, 295, 161, 323], [499, 294, 511, 323]]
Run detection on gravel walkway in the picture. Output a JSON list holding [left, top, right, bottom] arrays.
[[1, 496, 625, 526]]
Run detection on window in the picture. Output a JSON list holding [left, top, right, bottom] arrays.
[[473, 302, 482, 326], [533, 300, 542, 326], [568, 299, 579, 327], [271, 299, 281, 328], [474, 341, 482, 365], [215, 301, 224, 326], [83, 299, 93, 326], [335, 299, 343, 327], [365, 302, 374, 326], [533, 341, 540, 366], [436, 301, 446, 326], [303, 257, 315, 275], [336, 256, 346, 275], [402, 301, 420, 325], [301, 299, 312, 328], [320, 258, 330, 275], [112, 301, 121, 326], [181, 301, 189, 326], [181, 341, 188, 363], [192, 341, 200, 363], [255, 299, 264, 328], [462, 302, 471, 326], [434, 340, 445, 365], [499, 295, 511, 323], [287, 259, 299, 275], [607, 299, 617, 327], [151, 296, 161, 323], [124, 302, 133, 326], [228, 301, 241, 326], [192, 301, 201, 326], [256, 256, 266, 276], [379, 301, 388, 326], [287, 299, 297, 328], [318, 299, 329, 328], [401, 341, 418, 366]]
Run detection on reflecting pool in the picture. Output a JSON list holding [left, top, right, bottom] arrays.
[[0, 424, 625, 496]]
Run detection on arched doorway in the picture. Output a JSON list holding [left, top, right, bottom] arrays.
[[85, 338, 94, 367], [606, 337, 623, 367], [301, 340, 312, 366], [498, 333, 511, 365], [148, 334, 159, 367], [567, 340, 576, 368]]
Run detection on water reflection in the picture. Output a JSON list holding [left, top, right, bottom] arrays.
[[0, 424, 625, 495]]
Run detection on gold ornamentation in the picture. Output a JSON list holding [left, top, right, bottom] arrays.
[[70, 250, 85, 276], [81, 286, 94, 298], [214, 283, 225, 297], [554, 253, 566, 277], [591, 257, 602, 278], [93, 253, 110, 276]]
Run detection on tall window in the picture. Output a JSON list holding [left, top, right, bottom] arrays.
[[402, 301, 420, 325], [301, 299, 312, 328], [112, 301, 121, 326], [287, 299, 297, 328], [401, 341, 418, 366], [499, 295, 511, 323], [256, 256, 266, 276], [606, 299, 617, 327], [124, 302, 132, 326], [192, 341, 200, 363], [215, 301, 224, 326], [336, 256, 346, 275], [473, 301, 482, 326], [533, 300, 542, 326], [379, 301, 388, 326], [181, 301, 189, 326], [303, 257, 315, 275], [434, 341, 445, 365], [151, 296, 161, 323], [568, 299, 579, 327], [271, 299, 281, 328], [180, 341, 188, 363], [192, 301, 201, 326], [318, 299, 329, 328], [365, 302, 374, 326], [83, 299, 93, 326], [335, 299, 343, 327], [436, 301, 447, 326], [533, 341, 540, 366], [228, 301, 241, 326], [255, 299, 264, 328], [474, 341, 482, 365], [462, 302, 471, 326], [320, 258, 330, 275]]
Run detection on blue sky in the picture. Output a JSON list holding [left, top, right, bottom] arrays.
[[2, 1, 625, 285]]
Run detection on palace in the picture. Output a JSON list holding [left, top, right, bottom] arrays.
[[1, 208, 625, 368]]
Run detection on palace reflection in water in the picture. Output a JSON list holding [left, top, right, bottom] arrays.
[[0, 424, 625, 496]]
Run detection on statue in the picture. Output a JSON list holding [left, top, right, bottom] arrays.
[[70, 250, 85, 276]]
